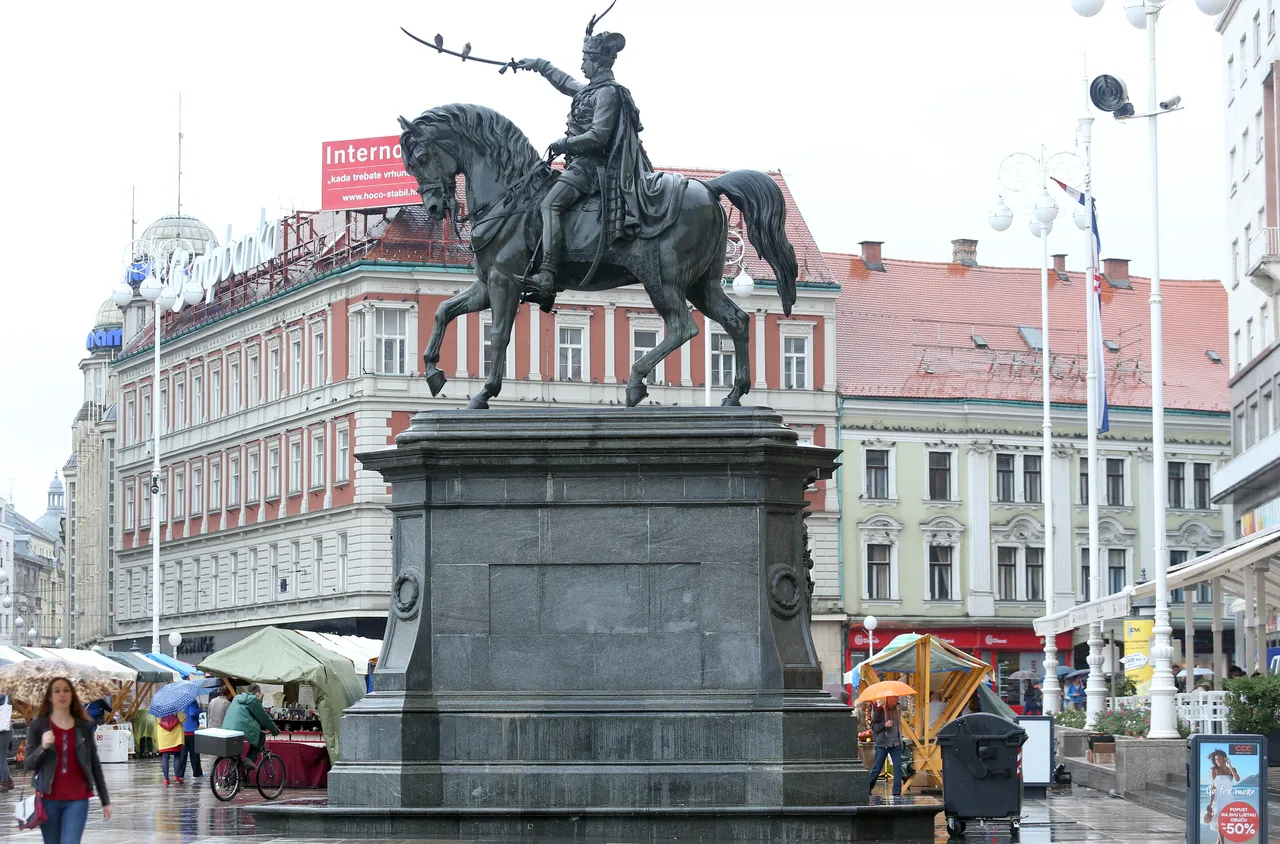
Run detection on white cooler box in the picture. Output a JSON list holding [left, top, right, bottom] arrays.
[[94, 725, 132, 764], [194, 728, 245, 758]]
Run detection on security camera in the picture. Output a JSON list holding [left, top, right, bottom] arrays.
[[1159, 95, 1182, 110]]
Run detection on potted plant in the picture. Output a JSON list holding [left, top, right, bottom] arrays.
[[1225, 675, 1280, 757]]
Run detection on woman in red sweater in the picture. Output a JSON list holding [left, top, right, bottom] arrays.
[[23, 678, 112, 843]]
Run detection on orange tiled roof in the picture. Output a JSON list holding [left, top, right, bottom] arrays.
[[830, 250, 1229, 414]]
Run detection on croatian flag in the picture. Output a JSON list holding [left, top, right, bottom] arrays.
[[1052, 178, 1110, 434]]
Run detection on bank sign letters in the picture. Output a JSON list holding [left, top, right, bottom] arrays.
[[321, 136, 419, 211], [176, 209, 283, 309]]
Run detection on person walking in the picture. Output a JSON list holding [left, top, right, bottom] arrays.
[[1023, 682, 1043, 716], [176, 697, 204, 779], [1066, 677, 1086, 710], [0, 691, 13, 792], [221, 684, 279, 770], [23, 677, 112, 843], [866, 695, 904, 798], [206, 686, 232, 730], [156, 711, 185, 786]]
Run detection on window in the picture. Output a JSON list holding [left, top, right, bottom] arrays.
[[267, 445, 280, 498], [312, 537, 323, 593], [866, 544, 891, 600], [1255, 11, 1262, 61], [175, 379, 185, 429], [141, 389, 151, 441], [1108, 548, 1127, 594], [710, 332, 734, 387], [1231, 147, 1238, 193], [268, 346, 281, 399], [558, 326, 584, 381], [210, 365, 222, 419], [159, 477, 167, 522], [1235, 403, 1246, 454], [248, 450, 260, 503], [783, 335, 808, 390], [290, 333, 303, 392], [865, 449, 889, 499], [1244, 135, 1252, 180], [1026, 547, 1044, 601], [1105, 458, 1124, 506], [271, 544, 281, 596], [1232, 240, 1240, 290], [1249, 394, 1260, 448], [336, 426, 350, 483], [1168, 461, 1185, 509], [1271, 0, 1276, 37], [192, 370, 203, 423], [311, 432, 325, 488], [997, 546, 1017, 601], [1258, 110, 1266, 161], [191, 465, 203, 514], [1080, 548, 1091, 602], [289, 438, 303, 494], [228, 357, 241, 412], [247, 350, 259, 406], [125, 395, 136, 444], [376, 309, 408, 375], [1193, 463, 1211, 510], [336, 532, 348, 592], [1169, 550, 1189, 603], [633, 327, 661, 385], [1196, 580, 1212, 604], [228, 455, 241, 507], [928, 545, 952, 601], [243, 548, 256, 605], [125, 482, 135, 530], [1248, 317, 1256, 359], [928, 452, 951, 501], [1241, 35, 1248, 82], [210, 460, 221, 509], [995, 454, 1015, 502], [174, 470, 185, 518], [1080, 457, 1090, 505], [480, 318, 516, 379], [1228, 55, 1235, 94], [141, 482, 151, 527], [312, 326, 326, 386], [1023, 455, 1042, 504]]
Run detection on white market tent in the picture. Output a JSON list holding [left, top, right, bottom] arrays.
[[0, 645, 30, 664], [293, 631, 382, 675]]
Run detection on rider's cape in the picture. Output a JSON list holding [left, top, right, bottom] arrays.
[[597, 82, 684, 244]]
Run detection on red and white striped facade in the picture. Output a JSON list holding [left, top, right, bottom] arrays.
[[110, 186, 842, 661]]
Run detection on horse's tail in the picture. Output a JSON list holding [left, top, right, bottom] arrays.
[[706, 170, 798, 316]]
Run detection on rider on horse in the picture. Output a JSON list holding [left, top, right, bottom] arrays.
[[517, 31, 651, 309]]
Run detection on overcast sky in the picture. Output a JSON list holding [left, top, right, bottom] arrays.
[[0, 1, 1226, 518]]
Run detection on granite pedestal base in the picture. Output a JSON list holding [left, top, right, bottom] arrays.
[[250, 408, 930, 840]]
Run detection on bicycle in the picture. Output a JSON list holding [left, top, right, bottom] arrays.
[[210, 746, 287, 801]]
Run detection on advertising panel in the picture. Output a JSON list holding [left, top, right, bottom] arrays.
[[1123, 618, 1154, 695], [321, 135, 419, 211], [1187, 736, 1268, 844]]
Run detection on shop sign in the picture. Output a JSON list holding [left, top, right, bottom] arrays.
[[321, 135, 420, 211], [848, 631, 886, 648], [186, 209, 282, 305], [1240, 496, 1280, 536], [846, 626, 1071, 652], [86, 328, 123, 350]]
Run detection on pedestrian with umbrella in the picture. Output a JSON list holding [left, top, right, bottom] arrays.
[[0, 660, 115, 841], [149, 679, 206, 786], [857, 680, 916, 798]]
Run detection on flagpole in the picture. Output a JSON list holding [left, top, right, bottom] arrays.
[[1081, 64, 1106, 730]]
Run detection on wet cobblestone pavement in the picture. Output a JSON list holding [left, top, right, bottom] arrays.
[[0, 761, 1235, 843]]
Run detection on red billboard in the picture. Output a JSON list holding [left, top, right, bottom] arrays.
[[321, 135, 420, 211]]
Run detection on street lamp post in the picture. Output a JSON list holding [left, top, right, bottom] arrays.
[[1071, 0, 1229, 738], [114, 239, 187, 656], [169, 630, 183, 659], [988, 148, 1084, 715], [864, 615, 879, 661]]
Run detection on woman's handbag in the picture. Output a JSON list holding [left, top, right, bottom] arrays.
[[14, 789, 45, 830]]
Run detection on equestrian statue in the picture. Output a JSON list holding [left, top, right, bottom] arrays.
[[398, 13, 798, 409]]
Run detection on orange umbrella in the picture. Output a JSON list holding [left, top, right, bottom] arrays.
[[855, 679, 917, 704]]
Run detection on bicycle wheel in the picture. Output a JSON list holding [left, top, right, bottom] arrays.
[[210, 756, 241, 802], [256, 752, 287, 800]]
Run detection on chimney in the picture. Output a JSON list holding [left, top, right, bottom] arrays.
[[1052, 253, 1067, 273], [951, 238, 978, 267], [859, 240, 885, 272], [1103, 257, 1131, 289]]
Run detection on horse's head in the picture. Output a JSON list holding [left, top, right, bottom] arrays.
[[398, 115, 459, 222]]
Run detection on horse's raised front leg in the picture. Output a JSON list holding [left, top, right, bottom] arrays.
[[422, 279, 490, 396], [626, 287, 698, 408], [467, 274, 521, 409]]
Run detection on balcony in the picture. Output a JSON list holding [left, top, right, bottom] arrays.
[[1247, 227, 1280, 294]]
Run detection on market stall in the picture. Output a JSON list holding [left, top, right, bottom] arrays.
[[197, 627, 365, 789], [293, 631, 382, 693], [146, 652, 202, 678], [857, 633, 991, 791]]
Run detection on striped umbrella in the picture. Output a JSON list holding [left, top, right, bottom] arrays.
[[147, 680, 203, 718], [0, 659, 115, 706]]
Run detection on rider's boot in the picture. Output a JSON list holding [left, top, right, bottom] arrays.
[[523, 206, 564, 312]]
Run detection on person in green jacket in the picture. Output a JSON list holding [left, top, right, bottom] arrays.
[[221, 684, 279, 770]]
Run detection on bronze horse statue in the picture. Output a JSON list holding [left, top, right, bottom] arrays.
[[398, 104, 798, 408]]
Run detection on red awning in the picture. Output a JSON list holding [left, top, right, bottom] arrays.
[[847, 626, 1071, 653]]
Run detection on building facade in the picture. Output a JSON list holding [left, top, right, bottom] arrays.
[[833, 240, 1232, 701], [108, 174, 844, 668], [1, 484, 68, 647]]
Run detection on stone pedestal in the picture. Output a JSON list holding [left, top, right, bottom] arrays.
[[251, 408, 937, 840]]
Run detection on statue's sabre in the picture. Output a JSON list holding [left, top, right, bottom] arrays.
[[400, 28, 522, 74]]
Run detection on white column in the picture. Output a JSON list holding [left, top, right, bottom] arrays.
[[455, 311, 469, 379], [407, 305, 420, 375], [362, 307, 376, 376], [528, 303, 542, 380], [967, 442, 995, 616], [604, 305, 617, 384], [1243, 569, 1257, 675], [299, 429, 309, 515], [325, 307, 333, 384], [1211, 576, 1224, 690], [256, 441, 266, 523], [1254, 562, 1270, 674], [754, 311, 767, 390], [200, 455, 209, 535], [823, 314, 837, 392]]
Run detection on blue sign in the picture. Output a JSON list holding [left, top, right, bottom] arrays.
[[86, 328, 123, 351]]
